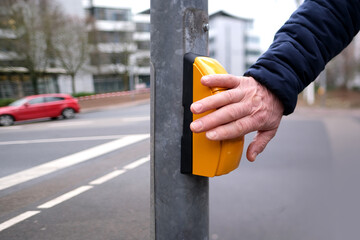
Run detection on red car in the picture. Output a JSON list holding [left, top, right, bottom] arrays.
[[0, 93, 80, 126]]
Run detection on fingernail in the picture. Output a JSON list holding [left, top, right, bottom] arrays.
[[191, 103, 202, 113], [191, 120, 203, 131], [206, 130, 217, 140], [201, 76, 209, 82]]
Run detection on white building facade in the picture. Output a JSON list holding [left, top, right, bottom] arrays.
[[80, 2, 150, 93], [0, 0, 150, 99], [209, 11, 261, 76]]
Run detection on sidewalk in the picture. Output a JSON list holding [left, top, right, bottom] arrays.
[[78, 89, 150, 113]]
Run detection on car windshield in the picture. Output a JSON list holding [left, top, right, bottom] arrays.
[[9, 98, 28, 107]]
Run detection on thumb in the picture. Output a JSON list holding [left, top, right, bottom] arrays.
[[246, 129, 277, 162]]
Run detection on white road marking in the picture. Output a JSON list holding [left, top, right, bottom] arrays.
[[0, 135, 129, 145], [0, 134, 149, 191], [89, 155, 150, 185], [0, 211, 40, 232], [123, 156, 150, 170], [37, 186, 93, 209], [0, 126, 23, 130], [89, 170, 126, 185], [46, 121, 94, 128], [121, 116, 150, 122], [0, 155, 150, 232], [0, 116, 149, 132]]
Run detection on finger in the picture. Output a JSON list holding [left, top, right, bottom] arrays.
[[191, 88, 245, 114], [204, 115, 261, 140], [201, 74, 241, 88], [190, 101, 251, 133], [246, 129, 277, 162]]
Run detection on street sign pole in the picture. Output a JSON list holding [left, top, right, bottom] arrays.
[[150, 0, 209, 239]]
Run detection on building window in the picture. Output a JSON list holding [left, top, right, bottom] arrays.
[[93, 74, 124, 93], [136, 23, 150, 32], [94, 8, 131, 21], [97, 31, 132, 43], [137, 41, 150, 50], [138, 75, 150, 88], [245, 36, 260, 44], [0, 74, 59, 98], [246, 21, 254, 30], [245, 49, 261, 56], [90, 53, 129, 66]]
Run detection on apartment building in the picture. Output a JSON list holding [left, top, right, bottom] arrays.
[[61, 1, 150, 94], [133, 9, 151, 89], [209, 11, 261, 76], [1, 4, 262, 99], [0, 0, 150, 99], [79, 2, 150, 93]]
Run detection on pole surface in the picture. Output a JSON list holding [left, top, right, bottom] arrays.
[[150, 1, 209, 239]]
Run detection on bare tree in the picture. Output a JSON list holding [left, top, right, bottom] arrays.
[[2, 0, 63, 94], [9, 0, 47, 94], [86, 2, 134, 93], [326, 37, 360, 89], [110, 38, 133, 91], [53, 16, 89, 94], [101, 29, 133, 92], [340, 40, 357, 89], [88, 24, 134, 92]]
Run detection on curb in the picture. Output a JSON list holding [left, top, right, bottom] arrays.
[[80, 98, 150, 113], [77, 88, 150, 101], [77, 89, 150, 113]]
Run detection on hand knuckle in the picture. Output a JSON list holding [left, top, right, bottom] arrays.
[[224, 90, 236, 103], [227, 104, 241, 120], [234, 120, 245, 134]]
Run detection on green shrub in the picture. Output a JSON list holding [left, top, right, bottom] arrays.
[[72, 92, 96, 98], [0, 98, 15, 107], [351, 86, 360, 92]]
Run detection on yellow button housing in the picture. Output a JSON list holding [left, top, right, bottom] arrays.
[[181, 53, 244, 177]]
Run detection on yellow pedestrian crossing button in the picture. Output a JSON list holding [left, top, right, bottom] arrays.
[[181, 53, 244, 177]]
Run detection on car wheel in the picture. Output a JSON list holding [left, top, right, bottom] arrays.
[[0, 115, 14, 126], [62, 108, 75, 119]]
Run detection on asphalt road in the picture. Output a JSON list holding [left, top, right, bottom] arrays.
[[0, 102, 359, 240], [210, 108, 360, 240], [0, 102, 151, 240]]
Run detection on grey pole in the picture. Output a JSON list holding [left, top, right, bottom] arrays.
[[150, 1, 209, 239]]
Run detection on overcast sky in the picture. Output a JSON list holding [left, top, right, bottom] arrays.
[[208, 0, 298, 50], [86, 0, 299, 50]]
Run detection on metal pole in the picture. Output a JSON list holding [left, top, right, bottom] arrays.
[[150, 1, 209, 239]]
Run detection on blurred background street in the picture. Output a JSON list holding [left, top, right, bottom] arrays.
[[1, 0, 360, 239], [1, 98, 359, 239], [210, 106, 360, 240], [0, 100, 151, 240]]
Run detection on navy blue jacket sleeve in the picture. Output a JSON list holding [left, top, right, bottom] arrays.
[[244, 0, 360, 115]]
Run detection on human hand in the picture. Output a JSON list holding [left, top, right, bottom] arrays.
[[190, 75, 284, 162]]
